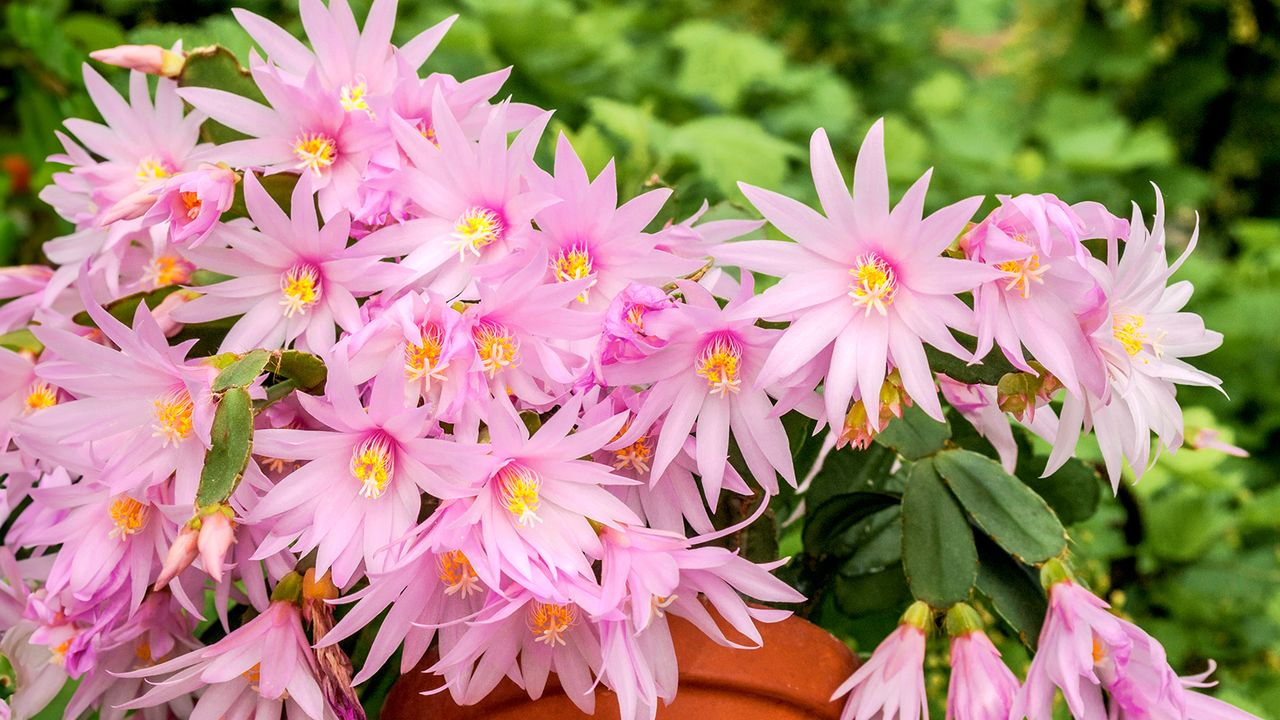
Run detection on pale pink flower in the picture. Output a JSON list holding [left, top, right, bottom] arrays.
[[832, 602, 930, 720], [197, 511, 236, 583], [946, 607, 1018, 720], [0, 620, 69, 719], [1174, 663, 1265, 720], [0, 265, 57, 333], [717, 121, 1001, 429], [140, 163, 239, 246]]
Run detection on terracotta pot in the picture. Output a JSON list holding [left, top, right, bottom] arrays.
[[381, 610, 857, 719]]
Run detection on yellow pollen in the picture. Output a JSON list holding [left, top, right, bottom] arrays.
[[23, 381, 57, 414], [437, 550, 482, 598], [450, 207, 504, 261], [180, 191, 202, 219], [243, 663, 262, 688], [848, 253, 897, 317], [109, 497, 149, 540], [528, 603, 576, 647], [550, 244, 596, 302], [696, 334, 743, 397], [280, 264, 321, 318], [293, 132, 337, 175], [152, 389, 194, 447], [473, 321, 519, 378], [51, 638, 73, 665], [136, 641, 153, 664], [996, 254, 1049, 299], [1092, 637, 1107, 664], [613, 434, 653, 474], [135, 157, 172, 185], [624, 304, 647, 332], [339, 80, 374, 117], [404, 323, 448, 386], [141, 254, 193, 289], [1112, 314, 1147, 357], [417, 120, 438, 146], [350, 435, 395, 500], [496, 463, 542, 527]]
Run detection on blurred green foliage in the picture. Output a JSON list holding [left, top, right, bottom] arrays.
[[3, 0, 1280, 716]]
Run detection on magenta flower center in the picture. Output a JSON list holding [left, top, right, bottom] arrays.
[[279, 263, 322, 318], [696, 333, 744, 397], [292, 132, 337, 175], [350, 435, 395, 499], [528, 602, 576, 646], [848, 253, 898, 317], [550, 243, 596, 303], [495, 463, 542, 527], [450, 207, 504, 261], [473, 320, 520, 378], [437, 550, 481, 598]]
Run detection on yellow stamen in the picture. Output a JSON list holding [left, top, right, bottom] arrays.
[[416, 120, 438, 146], [695, 334, 743, 397], [1112, 313, 1147, 357], [23, 381, 57, 414], [651, 594, 677, 618], [152, 389, 194, 447], [848, 253, 897, 316], [473, 321, 519, 378], [611, 423, 653, 474], [243, 663, 262, 688], [405, 323, 448, 386], [528, 603, 576, 647], [293, 132, 337, 175], [140, 254, 193, 289], [339, 80, 374, 117], [50, 638, 73, 665], [109, 497, 149, 540], [624, 304, 647, 332], [136, 641, 153, 664], [996, 254, 1049, 298], [280, 264, 321, 318], [1092, 637, 1106, 664], [450, 207, 504, 261], [550, 244, 596, 302], [437, 550, 482, 598], [180, 191, 202, 220], [135, 156, 172, 185], [350, 435, 395, 500], [496, 463, 542, 527]]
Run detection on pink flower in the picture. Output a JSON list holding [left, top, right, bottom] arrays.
[[944, 604, 1019, 720], [250, 358, 466, 586], [197, 510, 236, 583], [119, 600, 329, 719], [141, 164, 239, 247], [717, 121, 1002, 429], [1044, 190, 1223, 487], [172, 173, 411, 354], [0, 265, 57, 333], [1175, 663, 1265, 720], [962, 193, 1111, 397], [832, 601, 930, 720], [605, 276, 795, 499]]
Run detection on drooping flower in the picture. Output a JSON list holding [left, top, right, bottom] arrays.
[[832, 601, 930, 720], [171, 173, 411, 353], [944, 603, 1019, 720], [717, 121, 1002, 429]]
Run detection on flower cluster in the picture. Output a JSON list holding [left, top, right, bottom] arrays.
[[0, 2, 1249, 720]]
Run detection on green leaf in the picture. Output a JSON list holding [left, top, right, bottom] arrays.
[[834, 565, 911, 616], [274, 350, 327, 394], [0, 329, 41, 353], [901, 459, 978, 608], [803, 491, 901, 556], [226, 172, 297, 219], [72, 285, 182, 327], [840, 505, 903, 576], [925, 343, 1018, 386], [212, 349, 272, 393], [805, 441, 897, 512], [975, 535, 1047, 649], [1019, 456, 1102, 526], [935, 449, 1066, 564], [668, 116, 800, 199], [196, 387, 253, 507], [177, 45, 265, 144], [875, 404, 951, 460], [671, 21, 786, 109]]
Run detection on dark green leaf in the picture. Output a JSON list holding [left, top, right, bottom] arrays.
[[806, 441, 897, 512], [1020, 456, 1102, 526], [72, 285, 182, 327], [212, 349, 272, 392], [975, 534, 1047, 649], [839, 505, 903, 576], [0, 329, 41, 353], [925, 341, 1018, 386], [802, 491, 901, 556], [935, 449, 1066, 564], [901, 459, 978, 608], [875, 404, 951, 460], [196, 387, 253, 507], [834, 565, 911, 616], [178, 45, 265, 145], [274, 350, 327, 394]]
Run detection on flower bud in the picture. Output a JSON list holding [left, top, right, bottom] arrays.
[[153, 524, 198, 590], [89, 45, 185, 77], [197, 509, 236, 583]]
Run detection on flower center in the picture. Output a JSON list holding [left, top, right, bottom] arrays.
[[696, 333, 743, 397], [651, 594, 677, 618], [528, 603, 576, 647], [848, 253, 897, 316], [293, 132, 337, 175], [405, 323, 448, 385], [473, 321, 519, 378], [141, 254, 194, 289], [550, 244, 596, 302], [180, 191, 202, 220], [280, 264, 322, 318], [339, 80, 373, 117], [996, 254, 1049, 299], [152, 389, 194, 447], [1092, 636, 1107, 664], [109, 497, 149, 539], [624, 303, 647, 332], [450, 207, 504, 261], [1112, 313, 1147, 357], [437, 550, 482, 598], [416, 119, 438, 146], [610, 422, 653, 473], [350, 435, 395, 500], [496, 463, 542, 527], [23, 381, 57, 414], [135, 156, 172, 185]]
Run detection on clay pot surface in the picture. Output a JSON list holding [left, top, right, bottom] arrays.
[[381, 610, 857, 719]]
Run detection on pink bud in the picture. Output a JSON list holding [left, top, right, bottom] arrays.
[[154, 525, 198, 590], [89, 45, 185, 77], [100, 187, 159, 225], [197, 512, 236, 583]]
